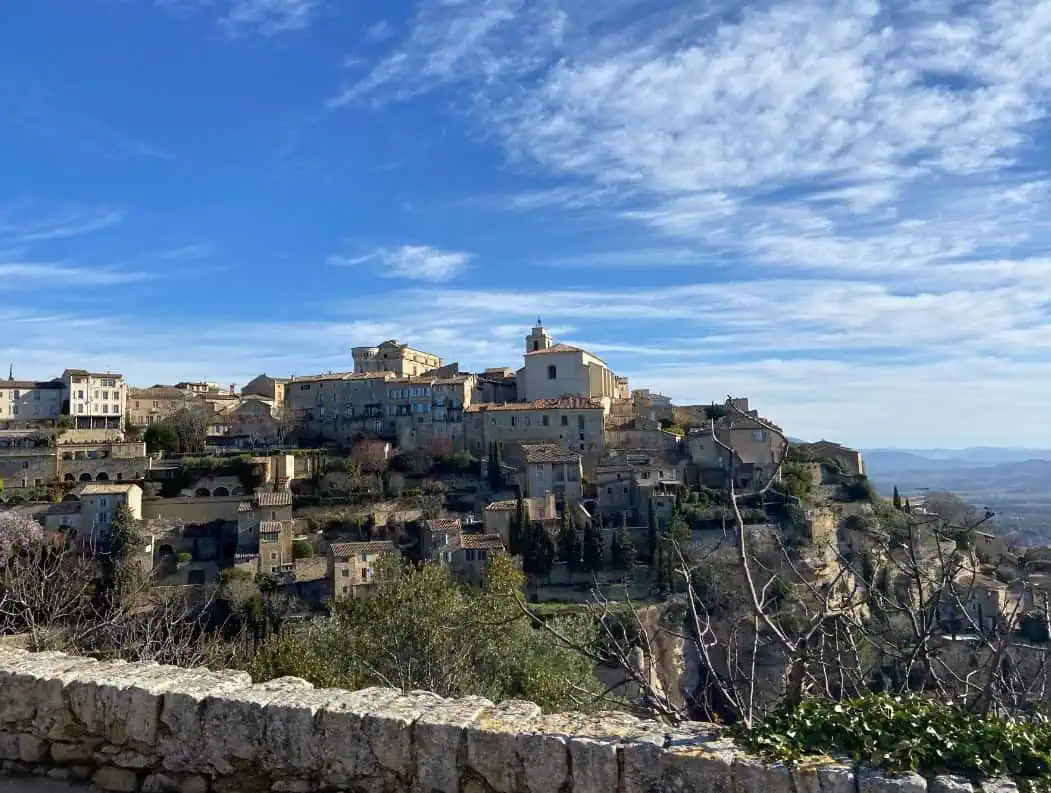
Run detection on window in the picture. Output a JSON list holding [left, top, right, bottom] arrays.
[[752, 430, 768, 442], [21, 461, 28, 469], [360, 567, 369, 579], [606, 487, 612, 495], [360, 552, 369, 562], [547, 365, 557, 380], [510, 415, 518, 427], [94, 390, 99, 399], [11, 406, 17, 416], [577, 415, 585, 430], [102, 404, 109, 414], [300, 384, 311, 391], [561, 415, 568, 426], [12, 390, 19, 399], [101, 391, 108, 400], [270, 552, 277, 561], [100, 498, 108, 507], [341, 569, 349, 577], [532, 341, 539, 351], [579, 433, 585, 442], [542, 415, 549, 426], [554, 468, 564, 483], [98, 512, 110, 524], [32, 391, 39, 401], [102, 378, 116, 388], [342, 586, 349, 594]]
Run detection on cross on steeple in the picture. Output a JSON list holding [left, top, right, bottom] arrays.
[[7, 363, 12, 381]]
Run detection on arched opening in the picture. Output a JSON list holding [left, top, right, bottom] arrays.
[[158, 544, 175, 558], [63, 474, 75, 482], [213, 486, 230, 497], [195, 488, 211, 497], [79, 473, 92, 482], [95, 472, 110, 482]]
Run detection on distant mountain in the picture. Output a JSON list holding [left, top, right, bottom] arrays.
[[862, 448, 1051, 545]]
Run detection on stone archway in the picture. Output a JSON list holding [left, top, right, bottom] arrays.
[[79, 473, 92, 482], [95, 472, 110, 482], [213, 486, 230, 497], [195, 487, 211, 497], [64, 474, 75, 482]]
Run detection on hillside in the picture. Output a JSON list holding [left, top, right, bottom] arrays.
[[864, 448, 1051, 545]]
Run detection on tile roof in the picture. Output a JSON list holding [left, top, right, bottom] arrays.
[[460, 534, 505, 550], [520, 443, 580, 464], [425, 518, 463, 532], [258, 521, 284, 533], [329, 541, 396, 557], [255, 491, 293, 507], [466, 397, 602, 413], [484, 497, 546, 512], [291, 372, 394, 383], [524, 343, 584, 355], [1, 380, 64, 390], [129, 387, 195, 400], [237, 502, 254, 513], [76, 483, 139, 495]]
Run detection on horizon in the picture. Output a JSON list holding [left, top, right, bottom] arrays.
[[4, 1, 1051, 450]]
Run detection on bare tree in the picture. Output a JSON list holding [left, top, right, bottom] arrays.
[[520, 397, 1050, 726]]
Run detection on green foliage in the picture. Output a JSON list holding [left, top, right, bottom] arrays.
[[292, 540, 313, 560], [610, 526, 637, 572], [143, 422, 179, 454], [243, 555, 604, 712], [582, 522, 605, 574], [105, 503, 142, 563], [391, 449, 434, 476], [780, 461, 813, 501], [176, 552, 192, 564], [232, 457, 267, 494], [740, 694, 1051, 781], [487, 443, 504, 491], [522, 522, 555, 579], [892, 485, 902, 510], [840, 475, 877, 503], [647, 499, 659, 566]]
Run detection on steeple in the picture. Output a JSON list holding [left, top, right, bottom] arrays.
[[525, 320, 553, 355], [7, 363, 12, 382]]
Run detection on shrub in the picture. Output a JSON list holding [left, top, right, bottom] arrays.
[[292, 540, 313, 560], [176, 552, 192, 564], [840, 475, 877, 503], [740, 694, 1051, 781]]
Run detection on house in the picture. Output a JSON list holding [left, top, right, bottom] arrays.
[[352, 340, 442, 377], [687, 410, 785, 490], [48, 482, 143, 541], [241, 374, 290, 411], [285, 371, 395, 443], [483, 493, 557, 547], [517, 321, 619, 412], [420, 518, 463, 561], [939, 573, 1020, 635], [464, 397, 606, 472], [799, 440, 865, 476], [60, 369, 127, 434], [445, 534, 505, 587], [57, 440, 149, 485], [328, 540, 396, 597], [0, 375, 64, 429], [0, 432, 56, 492], [502, 442, 584, 504], [127, 387, 200, 429], [631, 389, 673, 423], [386, 374, 479, 452], [595, 450, 686, 524]]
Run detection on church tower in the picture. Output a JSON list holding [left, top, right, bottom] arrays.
[[525, 318, 553, 355]]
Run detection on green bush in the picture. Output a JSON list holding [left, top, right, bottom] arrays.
[[176, 552, 192, 564], [739, 694, 1051, 780], [292, 540, 313, 560]]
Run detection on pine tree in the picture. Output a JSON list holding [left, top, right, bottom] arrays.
[[892, 485, 902, 510], [647, 499, 659, 566], [582, 521, 605, 574]]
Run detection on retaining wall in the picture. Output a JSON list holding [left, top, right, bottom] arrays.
[[0, 648, 1007, 793]]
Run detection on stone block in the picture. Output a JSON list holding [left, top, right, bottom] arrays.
[[413, 695, 492, 793], [95, 765, 141, 792], [67, 658, 131, 735], [0, 732, 20, 761], [261, 687, 335, 775], [817, 764, 857, 793], [46, 767, 72, 780], [0, 651, 70, 724], [662, 747, 735, 793], [17, 733, 48, 763], [979, 780, 1019, 793], [618, 734, 664, 793], [271, 780, 312, 793], [142, 773, 182, 793], [180, 775, 209, 793], [159, 668, 251, 774], [735, 757, 793, 793], [465, 701, 542, 793], [930, 777, 974, 793], [315, 687, 401, 785], [859, 769, 927, 793], [30, 654, 100, 741], [51, 740, 96, 763], [360, 690, 442, 778], [790, 763, 823, 793]]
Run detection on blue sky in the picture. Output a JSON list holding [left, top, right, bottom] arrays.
[[3, 0, 1051, 449]]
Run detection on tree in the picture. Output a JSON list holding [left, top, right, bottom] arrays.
[[647, 499, 659, 566], [892, 485, 902, 510], [522, 523, 555, 581], [611, 525, 637, 575], [143, 422, 179, 454], [508, 492, 528, 556], [487, 443, 504, 491], [582, 521, 605, 575]]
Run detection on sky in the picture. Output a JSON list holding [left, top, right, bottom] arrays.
[[2, 0, 1050, 450]]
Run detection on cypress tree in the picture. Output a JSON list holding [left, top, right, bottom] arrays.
[[582, 521, 605, 574], [892, 485, 902, 511], [647, 499, 659, 566]]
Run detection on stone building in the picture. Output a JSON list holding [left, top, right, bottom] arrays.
[[127, 386, 200, 429], [241, 374, 289, 412], [43, 482, 144, 540], [595, 450, 687, 524], [799, 440, 865, 476], [0, 375, 64, 429], [285, 371, 394, 443], [0, 433, 148, 493], [328, 540, 396, 597], [687, 410, 785, 490], [516, 321, 619, 412], [483, 493, 557, 547], [463, 397, 606, 472], [0, 432, 56, 491], [61, 369, 127, 431], [502, 442, 584, 505], [352, 340, 442, 377]]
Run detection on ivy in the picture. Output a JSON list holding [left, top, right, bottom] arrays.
[[738, 694, 1051, 781]]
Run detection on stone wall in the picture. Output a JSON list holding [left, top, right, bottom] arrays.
[[0, 648, 992, 793]]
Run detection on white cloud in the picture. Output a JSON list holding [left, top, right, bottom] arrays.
[[329, 244, 471, 282], [156, 0, 320, 36]]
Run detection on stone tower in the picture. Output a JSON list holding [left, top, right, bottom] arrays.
[[525, 318, 553, 355]]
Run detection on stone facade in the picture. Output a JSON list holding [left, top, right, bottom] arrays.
[[0, 379, 64, 428], [352, 340, 442, 377], [0, 648, 991, 793]]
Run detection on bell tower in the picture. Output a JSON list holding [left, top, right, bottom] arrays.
[[525, 318, 553, 355]]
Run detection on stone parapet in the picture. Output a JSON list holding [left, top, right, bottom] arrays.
[[0, 648, 988, 793]]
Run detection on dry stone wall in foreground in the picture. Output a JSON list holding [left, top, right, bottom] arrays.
[[0, 648, 1014, 793]]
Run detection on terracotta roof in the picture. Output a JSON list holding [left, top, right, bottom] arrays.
[[258, 521, 284, 533], [63, 369, 124, 379], [485, 497, 546, 512], [130, 387, 195, 400], [466, 397, 602, 413], [76, 483, 139, 496], [520, 443, 580, 464], [460, 534, 505, 550], [425, 518, 463, 532], [290, 372, 394, 383], [525, 343, 584, 356], [237, 502, 253, 513], [255, 491, 293, 507], [329, 541, 395, 557], [1, 380, 64, 390]]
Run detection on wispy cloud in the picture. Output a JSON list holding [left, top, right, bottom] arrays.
[[329, 244, 471, 282], [0, 208, 126, 245], [0, 262, 154, 287], [156, 0, 321, 37]]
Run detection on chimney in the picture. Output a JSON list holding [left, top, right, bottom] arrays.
[[230, 383, 236, 395], [546, 490, 557, 520]]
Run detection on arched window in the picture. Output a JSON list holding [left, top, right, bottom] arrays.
[[547, 365, 557, 380], [95, 472, 110, 482], [533, 341, 539, 351]]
